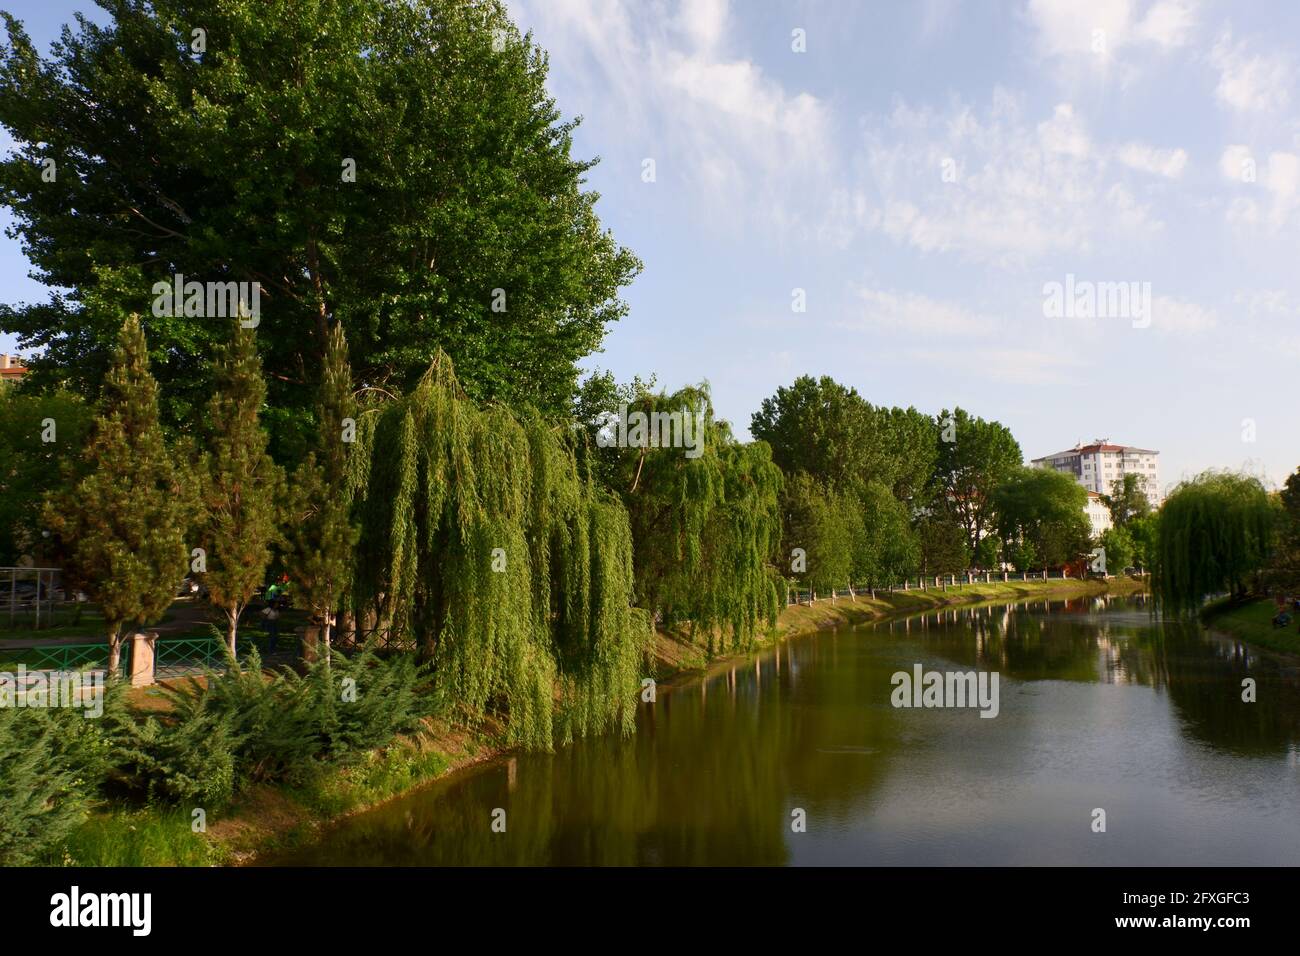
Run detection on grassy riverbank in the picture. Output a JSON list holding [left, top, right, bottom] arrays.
[[60, 575, 1145, 866], [1202, 596, 1300, 658]]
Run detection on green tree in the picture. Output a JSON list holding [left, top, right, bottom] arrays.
[[915, 512, 970, 575], [602, 386, 784, 653], [43, 315, 189, 672], [992, 467, 1090, 571], [0, 0, 640, 431], [1128, 511, 1158, 573], [0, 385, 92, 564], [1098, 525, 1134, 575], [1155, 471, 1274, 614], [200, 320, 286, 656], [287, 324, 358, 651], [931, 407, 1023, 558], [1274, 467, 1300, 588], [572, 368, 657, 493], [1101, 473, 1152, 528], [855, 479, 920, 586], [780, 472, 858, 595], [750, 375, 889, 492]]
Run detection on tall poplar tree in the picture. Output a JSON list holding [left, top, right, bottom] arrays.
[[201, 320, 285, 656], [287, 324, 358, 651], [43, 314, 189, 673]]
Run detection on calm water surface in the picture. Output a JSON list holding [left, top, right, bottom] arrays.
[[265, 595, 1300, 865]]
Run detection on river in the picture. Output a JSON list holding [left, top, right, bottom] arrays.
[[263, 594, 1300, 865]]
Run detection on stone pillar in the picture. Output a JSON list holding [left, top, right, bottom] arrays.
[[128, 631, 158, 688]]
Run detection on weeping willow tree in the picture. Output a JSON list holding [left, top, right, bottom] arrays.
[[600, 387, 785, 655], [348, 351, 650, 750], [1155, 471, 1275, 616]]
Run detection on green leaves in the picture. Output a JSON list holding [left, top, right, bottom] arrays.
[[0, 0, 639, 431], [1155, 471, 1275, 614], [349, 349, 649, 750], [992, 466, 1090, 571], [200, 320, 286, 653], [43, 315, 190, 649]]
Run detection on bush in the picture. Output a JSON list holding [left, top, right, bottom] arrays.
[[0, 679, 125, 865], [106, 684, 239, 809]]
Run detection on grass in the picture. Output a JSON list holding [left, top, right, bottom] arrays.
[[1202, 596, 1300, 657], [0, 605, 108, 640], [50, 806, 225, 867]]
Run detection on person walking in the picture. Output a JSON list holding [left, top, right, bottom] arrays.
[[261, 602, 281, 655]]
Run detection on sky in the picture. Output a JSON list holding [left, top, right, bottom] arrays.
[[2, 0, 1299, 492]]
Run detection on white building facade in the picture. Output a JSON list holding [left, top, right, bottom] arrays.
[[1084, 491, 1113, 537], [1031, 440, 1162, 509]]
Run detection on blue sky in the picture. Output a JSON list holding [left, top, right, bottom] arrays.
[[4, 0, 1300, 490]]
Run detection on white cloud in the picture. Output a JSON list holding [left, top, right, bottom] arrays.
[[856, 96, 1162, 265], [1116, 143, 1188, 178], [507, 0, 833, 230], [1151, 295, 1217, 334], [1037, 103, 1091, 157], [1219, 147, 1300, 228], [904, 347, 1086, 386], [1028, 0, 1197, 69], [847, 286, 1001, 337], [1209, 32, 1292, 113]]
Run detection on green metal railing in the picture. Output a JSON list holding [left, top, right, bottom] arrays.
[[0, 640, 128, 678], [153, 635, 250, 680]]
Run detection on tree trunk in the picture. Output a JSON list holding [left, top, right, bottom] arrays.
[[107, 626, 121, 675], [227, 611, 238, 659]]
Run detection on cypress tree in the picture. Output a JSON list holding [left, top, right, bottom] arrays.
[[200, 320, 285, 656], [287, 324, 359, 651], [43, 315, 189, 673]]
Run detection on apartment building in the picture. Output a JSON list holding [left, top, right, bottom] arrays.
[[1084, 491, 1113, 537], [0, 353, 26, 383], [1031, 439, 1161, 509]]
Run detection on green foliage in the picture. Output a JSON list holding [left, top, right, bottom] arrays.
[[992, 467, 1091, 571], [916, 513, 971, 574], [1273, 467, 1300, 588], [287, 324, 358, 646], [856, 479, 921, 584], [1099, 525, 1135, 573], [108, 646, 431, 803], [200, 320, 286, 654], [932, 407, 1023, 557], [750, 375, 936, 501], [1129, 512, 1158, 572], [0, 0, 639, 428], [0, 385, 92, 564], [610, 387, 784, 654], [780, 472, 857, 594], [1155, 471, 1275, 615], [0, 693, 120, 864], [350, 351, 651, 749], [1101, 473, 1152, 528], [572, 367, 657, 491], [106, 694, 239, 809], [42, 316, 190, 666]]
